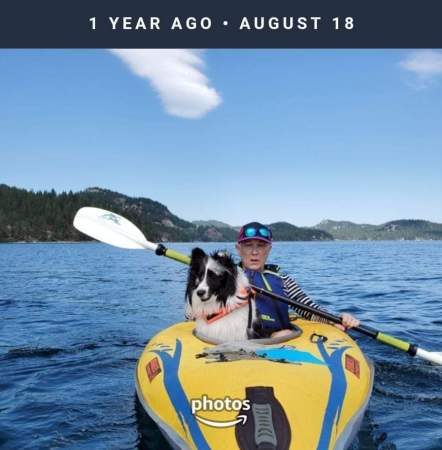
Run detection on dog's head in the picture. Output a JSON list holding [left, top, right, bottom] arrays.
[[185, 248, 240, 318]]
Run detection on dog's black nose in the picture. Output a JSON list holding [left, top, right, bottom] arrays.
[[196, 289, 206, 298]]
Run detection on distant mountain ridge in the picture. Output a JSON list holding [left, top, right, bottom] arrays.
[[0, 184, 331, 243], [191, 220, 333, 241], [268, 221, 332, 241], [1, 184, 441, 242], [314, 219, 442, 240], [192, 220, 234, 229]]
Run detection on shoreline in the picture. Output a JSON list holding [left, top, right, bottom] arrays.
[[1, 239, 441, 245]]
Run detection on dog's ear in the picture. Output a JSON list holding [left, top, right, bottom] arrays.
[[212, 250, 237, 273], [191, 247, 206, 262], [186, 248, 207, 305], [190, 247, 207, 269]]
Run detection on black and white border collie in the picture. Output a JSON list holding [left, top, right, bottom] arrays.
[[185, 248, 256, 342]]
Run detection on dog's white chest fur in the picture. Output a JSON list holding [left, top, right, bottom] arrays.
[[195, 305, 254, 342]]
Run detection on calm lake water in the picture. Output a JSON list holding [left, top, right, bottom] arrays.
[[1, 241, 441, 449]]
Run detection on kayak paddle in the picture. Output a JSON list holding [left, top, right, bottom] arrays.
[[73, 207, 190, 263], [73, 207, 442, 366]]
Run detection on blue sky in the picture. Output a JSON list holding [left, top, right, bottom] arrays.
[[1, 49, 442, 226]]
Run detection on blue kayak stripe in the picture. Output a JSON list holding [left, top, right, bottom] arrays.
[[152, 339, 210, 450], [315, 340, 350, 450]]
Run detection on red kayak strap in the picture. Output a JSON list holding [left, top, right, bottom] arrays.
[[206, 289, 250, 324]]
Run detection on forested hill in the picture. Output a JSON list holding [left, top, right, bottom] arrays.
[[0, 184, 332, 243], [315, 219, 442, 240], [268, 222, 332, 241]]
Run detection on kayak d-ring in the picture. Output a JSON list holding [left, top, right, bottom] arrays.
[[310, 333, 328, 343]]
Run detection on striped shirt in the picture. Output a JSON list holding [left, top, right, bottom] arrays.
[[280, 273, 328, 323]]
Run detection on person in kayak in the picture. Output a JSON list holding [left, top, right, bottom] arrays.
[[236, 222, 360, 338]]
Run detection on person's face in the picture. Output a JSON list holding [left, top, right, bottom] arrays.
[[235, 239, 271, 271]]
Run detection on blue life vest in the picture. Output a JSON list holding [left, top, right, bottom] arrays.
[[244, 266, 290, 332]]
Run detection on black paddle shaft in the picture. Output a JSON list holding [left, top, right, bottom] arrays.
[[250, 284, 379, 339]]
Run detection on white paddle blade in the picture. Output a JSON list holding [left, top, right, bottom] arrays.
[[73, 207, 158, 251], [416, 349, 442, 366]]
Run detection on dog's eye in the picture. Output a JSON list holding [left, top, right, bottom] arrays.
[[207, 269, 222, 280]]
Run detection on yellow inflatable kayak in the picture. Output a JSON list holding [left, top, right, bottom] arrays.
[[135, 319, 374, 450]]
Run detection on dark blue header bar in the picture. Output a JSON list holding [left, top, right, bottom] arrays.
[[1, 0, 441, 48]]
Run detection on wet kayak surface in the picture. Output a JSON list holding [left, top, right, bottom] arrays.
[[1, 241, 441, 450]]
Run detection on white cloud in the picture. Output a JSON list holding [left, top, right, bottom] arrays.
[[110, 49, 222, 119], [400, 50, 442, 81]]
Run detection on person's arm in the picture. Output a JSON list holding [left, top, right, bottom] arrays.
[[280, 274, 328, 323], [281, 274, 360, 329]]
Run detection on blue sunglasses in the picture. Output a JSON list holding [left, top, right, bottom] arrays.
[[242, 226, 272, 239]]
